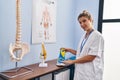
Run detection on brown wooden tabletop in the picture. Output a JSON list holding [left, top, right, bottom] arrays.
[[0, 59, 72, 80]]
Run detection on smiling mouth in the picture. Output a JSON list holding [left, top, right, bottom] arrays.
[[82, 26, 86, 30]]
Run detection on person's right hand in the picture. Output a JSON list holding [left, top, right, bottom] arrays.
[[60, 48, 69, 52], [60, 48, 76, 55]]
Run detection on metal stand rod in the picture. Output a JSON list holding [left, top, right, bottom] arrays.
[[16, 62, 18, 68]]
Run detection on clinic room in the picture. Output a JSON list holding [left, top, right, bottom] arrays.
[[0, 0, 120, 80]]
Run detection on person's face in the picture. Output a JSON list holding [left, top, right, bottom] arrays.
[[78, 16, 93, 31]]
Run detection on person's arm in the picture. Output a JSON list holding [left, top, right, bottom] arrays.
[[64, 48, 77, 55], [63, 55, 96, 64]]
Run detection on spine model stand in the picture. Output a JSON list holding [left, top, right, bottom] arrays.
[[1, 0, 33, 78], [9, 0, 30, 62], [39, 42, 48, 67]]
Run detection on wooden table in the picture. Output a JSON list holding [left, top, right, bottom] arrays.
[[0, 59, 74, 80]]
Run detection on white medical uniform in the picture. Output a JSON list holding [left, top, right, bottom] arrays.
[[74, 30, 104, 80]]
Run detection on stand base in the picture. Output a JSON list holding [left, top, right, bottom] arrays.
[[0, 67, 33, 78], [56, 63, 65, 67], [39, 63, 48, 67]]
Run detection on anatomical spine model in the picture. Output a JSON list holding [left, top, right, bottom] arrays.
[[40, 42, 47, 60], [9, 0, 30, 62], [39, 42, 47, 67]]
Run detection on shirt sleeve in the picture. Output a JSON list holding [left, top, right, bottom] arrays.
[[88, 35, 104, 57]]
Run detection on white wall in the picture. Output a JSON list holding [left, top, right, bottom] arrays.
[[103, 23, 120, 80], [102, 0, 120, 79]]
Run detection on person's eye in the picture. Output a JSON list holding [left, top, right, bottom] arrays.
[[79, 22, 81, 24], [83, 20, 86, 23]]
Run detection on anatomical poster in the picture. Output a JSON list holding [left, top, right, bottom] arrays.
[[32, 0, 56, 44]]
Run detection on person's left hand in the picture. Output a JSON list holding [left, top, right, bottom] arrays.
[[63, 60, 74, 64]]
